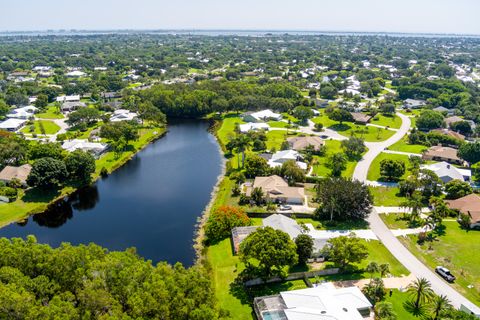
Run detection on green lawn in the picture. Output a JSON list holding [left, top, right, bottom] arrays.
[[369, 186, 407, 206], [267, 121, 289, 128], [367, 153, 411, 181], [265, 130, 298, 151], [370, 114, 402, 129], [380, 213, 411, 229], [312, 140, 359, 178], [36, 106, 64, 119], [384, 289, 415, 319], [217, 114, 245, 146], [401, 222, 480, 304], [20, 120, 60, 135], [388, 136, 427, 154]]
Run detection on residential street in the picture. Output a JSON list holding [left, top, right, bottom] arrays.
[[353, 112, 480, 311]]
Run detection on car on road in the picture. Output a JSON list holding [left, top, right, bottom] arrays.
[[435, 266, 456, 282]]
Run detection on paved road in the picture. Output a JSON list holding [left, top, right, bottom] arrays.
[[353, 112, 480, 312]]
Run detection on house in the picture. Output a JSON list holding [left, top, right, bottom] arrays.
[[0, 118, 27, 132], [100, 92, 122, 100], [267, 150, 307, 170], [243, 109, 282, 122], [420, 162, 471, 183], [56, 95, 81, 103], [61, 101, 87, 112], [446, 194, 480, 229], [287, 136, 325, 151], [422, 146, 464, 165], [350, 112, 372, 124], [0, 164, 32, 186], [110, 109, 138, 122], [430, 128, 465, 141], [65, 70, 86, 77], [245, 175, 305, 205], [7, 106, 38, 119], [444, 116, 476, 130], [339, 88, 361, 96], [239, 123, 270, 133], [62, 139, 108, 157], [403, 99, 426, 109], [253, 282, 372, 320], [433, 106, 453, 115]]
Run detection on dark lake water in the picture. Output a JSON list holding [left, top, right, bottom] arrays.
[[0, 120, 223, 266]]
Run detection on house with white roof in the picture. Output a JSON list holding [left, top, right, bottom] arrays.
[[56, 95, 81, 103], [254, 282, 372, 320], [420, 161, 471, 183], [403, 99, 426, 109], [266, 150, 307, 170], [110, 109, 139, 122], [65, 70, 86, 77], [62, 139, 108, 157], [0, 118, 27, 132], [239, 123, 270, 133], [243, 109, 282, 123], [7, 106, 38, 119]]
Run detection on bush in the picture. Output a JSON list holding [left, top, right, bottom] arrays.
[[0, 186, 17, 201]]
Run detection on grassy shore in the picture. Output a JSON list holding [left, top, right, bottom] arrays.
[[0, 126, 166, 228]]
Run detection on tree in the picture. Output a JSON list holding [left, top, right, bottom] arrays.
[[244, 155, 270, 178], [293, 106, 313, 124], [444, 179, 472, 199], [233, 135, 250, 168], [400, 192, 424, 223], [398, 176, 420, 197], [379, 103, 396, 116], [65, 150, 96, 184], [450, 121, 472, 136], [295, 234, 314, 265], [34, 94, 49, 110], [100, 121, 139, 143], [327, 153, 347, 177], [315, 178, 372, 221], [374, 301, 397, 320], [28, 142, 64, 160], [320, 84, 337, 99], [418, 169, 443, 198], [66, 108, 101, 128], [406, 278, 434, 310], [280, 160, 305, 185], [328, 109, 353, 124], [363, 277, 386, 303], [137, 101, 166, 126], [380, 159, 406, 181], [323, 234, 368, 270], [240, 227, 298, 278], [458, 142, 480, 164], [341, 137, 366, 159], [27, 158, 68, 188], [379, 263, 390, 278], [416, 110, 444, 131], [366, 262, 379, 279], [430, 295, 452, 320], [205, 206, 251, 243], [250, 187, 264, 206]]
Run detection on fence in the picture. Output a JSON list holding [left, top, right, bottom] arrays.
[[244, 268, 339, 287]]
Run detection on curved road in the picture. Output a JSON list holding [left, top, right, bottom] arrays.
[[353, 112, 480, 312]]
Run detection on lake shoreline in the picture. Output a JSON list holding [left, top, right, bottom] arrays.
[[0, 127, 167, 229]]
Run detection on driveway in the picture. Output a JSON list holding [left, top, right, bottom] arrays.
[[352, 112, 480, 311]]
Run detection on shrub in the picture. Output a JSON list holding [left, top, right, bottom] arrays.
[[205, 206, 252, 244]]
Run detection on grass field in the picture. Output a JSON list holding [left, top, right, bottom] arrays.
[[367, 153, 411, 181], [401, 222, 480, 304], [312, 140, 359, 178], [380, 213, 411, 229], [369, 186, 407, 206], [388, 136, 427, 154], [370, 114, 402, 129], [35, 106, 64, 119], [20, 120, 60, 135], [384, 289, 415, 319]]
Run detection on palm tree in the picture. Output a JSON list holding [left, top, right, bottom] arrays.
[[430, 295, 451, 320], [374, 301, 397, 320], [366, 262, 379, 279], [234, 134, 251, 168], [379, 263, 390, 278], [400, 192, 424, 223], [407, 278, 435, 309]]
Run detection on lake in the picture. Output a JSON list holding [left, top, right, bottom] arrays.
[[0, 120, 223, 266]]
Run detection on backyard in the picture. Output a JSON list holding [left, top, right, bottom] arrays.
[[20, 120, 60, 135], [367, 152, 412, 181]]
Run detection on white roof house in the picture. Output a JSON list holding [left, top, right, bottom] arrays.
[[62, 139, 108, 157], [56, 95, 81, 103], [243, 109, 282, 122], [0, 118, 27, 132], [239, 123, 270, 133], [421, 161, 471, 183], [65, 70, 86, 77], [7, 106, 38, 119], [254, 282, 372, 320], [268, 150, 307, 170], [110, 109, 139, 122]]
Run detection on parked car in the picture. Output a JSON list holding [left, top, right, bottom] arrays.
[[435, 266, 456, 282], [279, 204, 292, 211]]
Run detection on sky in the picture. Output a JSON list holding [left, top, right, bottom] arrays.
[[1, 0, 480, 34]]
